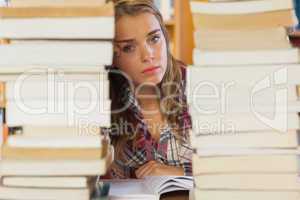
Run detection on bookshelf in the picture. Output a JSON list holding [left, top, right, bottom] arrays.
[[163, 0, 194, 65]]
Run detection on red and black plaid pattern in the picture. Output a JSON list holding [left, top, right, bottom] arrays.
[[107, 67, 192, 179]]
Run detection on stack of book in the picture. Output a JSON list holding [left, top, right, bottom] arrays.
[[189, 0, 300, 199], [191, 0, 298, 65], [0, 1, 114, 199]]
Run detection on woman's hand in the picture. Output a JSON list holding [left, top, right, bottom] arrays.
[[135, 160, 184, 178]]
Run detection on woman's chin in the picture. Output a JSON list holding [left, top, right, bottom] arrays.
[[144, 76, 164, 85], [134, 73, 165, 86]]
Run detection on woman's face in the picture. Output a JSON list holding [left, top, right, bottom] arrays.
[[114, 12, 168, 86]]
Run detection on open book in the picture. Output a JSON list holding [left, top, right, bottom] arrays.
[[108, 176, 194, 200]]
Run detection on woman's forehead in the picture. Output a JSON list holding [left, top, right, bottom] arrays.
[[115, 12, 161, 40]]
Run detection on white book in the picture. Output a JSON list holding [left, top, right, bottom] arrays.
[[188, 71, 300, 110], [191, 113, 299, 133], [195, 38, 292, 51], [186, 67, 300, 105], [194, 27, 292, 51], [196, 147, 300, 157], [12, 125, 101, 137], [0, 71, 108, 81], [6, 100, 111, 127], [190, 0, 293, 15], [193, 190, 300, 200], [2, 176, 89, 188], [191, 130, 299, 149], [0, 159, 107, 176], [189, 100, 300, 114], [0, 65, 108, 74], [6, 79, 109, 100], [0, 186, 90, 200], [9, 0, 106, 7], [0, 64, 105, 74], [193, 48, 299, 66], [108, 176, 193, 200], [194, 174, 300, 190], [0, 41, 113, 66], [191, 8, 295, 30], [0, 17, 114, 39], [194, 27, 288, 40], [188, 82, 299, 113], [7, 135, 103, 148], [187, 84, 298, 102], [187, 64, 300, 87], [3, 70, 109, 80], [192, 154, 299, 174]]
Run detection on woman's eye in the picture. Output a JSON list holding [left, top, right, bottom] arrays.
[[150, 35, 160, 44], [122, 44, 135, 53]]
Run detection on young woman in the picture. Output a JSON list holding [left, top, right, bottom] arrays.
[[106, 0, 192, 179]]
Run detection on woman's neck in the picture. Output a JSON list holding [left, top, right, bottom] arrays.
[[134, 84, 161, 114]]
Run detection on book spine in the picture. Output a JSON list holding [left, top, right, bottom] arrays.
[[0, 4, 114, 18], [0, 81, 6, 145]]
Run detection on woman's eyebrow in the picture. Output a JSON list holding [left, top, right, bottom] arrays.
[[114, 29, 161, 43], [147, 29, 161, 36], [114, 38, 135, 43]]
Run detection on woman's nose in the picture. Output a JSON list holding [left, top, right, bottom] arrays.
[[141, 44, 154, 63]]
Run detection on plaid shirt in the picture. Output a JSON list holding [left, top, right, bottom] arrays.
[[107, 67, 192, 179]]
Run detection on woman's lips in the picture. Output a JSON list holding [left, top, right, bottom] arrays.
[[142, 66, 160, 74]]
